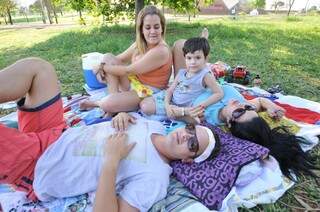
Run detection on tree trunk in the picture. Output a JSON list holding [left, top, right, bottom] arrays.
[[274, 1, 278, 13], [40, 0, 47, 24], [6, 8, 13, 25], [4, 16, 8, 24], [135, 0, 144, 20], [47, 8, 53, 24], [24, 12, 29, 23], [162, 0, 164, 14], [79, 10, 82, 19], [44, 0, 53, 24], [304, 0, 310, 13], [194, 0, 199, 17], [287, 0, 295, 16], [52, 2, 58, 24]]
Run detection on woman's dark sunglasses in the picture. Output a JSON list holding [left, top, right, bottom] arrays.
[[185, 123, 199, 157], [231, 104, 256, 121]]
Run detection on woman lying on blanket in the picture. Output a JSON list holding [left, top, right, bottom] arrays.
[[192, 84, 319, 180], [0, 58, 220, 211], [79, 5, 172, 117], [172, 39, 319, 181]]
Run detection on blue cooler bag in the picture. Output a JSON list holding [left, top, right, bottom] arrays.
[[82, 52, 107, 89]]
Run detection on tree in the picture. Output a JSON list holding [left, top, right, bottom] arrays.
[[163, 0, 195, 21], [0, 0, 15, 25], [135, 0, 143, 19], [287, 0, 295, 16], [50, 0, 63, 23], [19, 7, 29, 23], [163, 0, 215, 21], [239, 0, 254, 13], [39, 0, 47, 23], [303, 0, 310, 13], [272, 0, 284, 13], [44, 0, 54, 24], [30, 0, 48, 24], [86, 0, 135, 23], [250, 0, 265, 9], [68, 0, 86, 22]]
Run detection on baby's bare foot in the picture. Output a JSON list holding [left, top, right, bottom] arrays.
[[79, 99, 97, 111]]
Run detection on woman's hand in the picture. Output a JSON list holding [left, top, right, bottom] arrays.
[[250, 98, 286, 120], [267, 105, 286, 120], [103, 133, 136, 164], [93, 62, 107, 83], [111, 112, 136, 131], [186, 105, 205, 118]]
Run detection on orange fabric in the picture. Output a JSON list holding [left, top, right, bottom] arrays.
[[0, 97, 66, 200], [137, 57, 172, 89], [135, 48, 172, 89]]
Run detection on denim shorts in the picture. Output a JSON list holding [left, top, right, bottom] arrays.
[[152, 90, 167, 116]]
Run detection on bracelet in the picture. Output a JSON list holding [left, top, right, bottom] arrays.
[[181, 107, 185, 116]]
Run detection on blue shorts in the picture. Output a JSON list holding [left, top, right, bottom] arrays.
[[152, 90, 167, 116]]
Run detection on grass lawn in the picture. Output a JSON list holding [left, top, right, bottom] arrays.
[[0, 14, 319, 210]]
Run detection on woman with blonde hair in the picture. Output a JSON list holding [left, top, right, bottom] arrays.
[[80, 5, 172, 116]]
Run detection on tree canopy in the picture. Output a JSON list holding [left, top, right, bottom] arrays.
[[1, 0, 216, 25], [0, 0, 15, 24]]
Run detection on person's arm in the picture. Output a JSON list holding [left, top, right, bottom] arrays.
[[115, 43, 136, 64], [197, 73, 223, 108], [248, 97, 286, 119], [93, 133, 136, 212], [164, 77, 180, 118], [102, 45, 170, 76]]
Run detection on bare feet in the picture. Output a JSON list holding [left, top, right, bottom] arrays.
[[79, 99, 98, 111], [201, 28, 209, 39]]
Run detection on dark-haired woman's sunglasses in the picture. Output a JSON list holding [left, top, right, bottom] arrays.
[[185, 123, 199, 157], [231, 104, 256, 121]]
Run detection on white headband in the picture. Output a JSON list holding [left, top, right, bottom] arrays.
[[194, 126, 216, 163]]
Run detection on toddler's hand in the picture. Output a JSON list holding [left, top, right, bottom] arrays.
[[166, 104, 178, 118]]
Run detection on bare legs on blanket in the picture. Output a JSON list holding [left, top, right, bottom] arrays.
[[0, 57, 60, 108], [79, 53, 125, 116], [79, 53, 138, 117]]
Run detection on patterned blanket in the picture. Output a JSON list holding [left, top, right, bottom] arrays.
[[0, 83, 319, 212]]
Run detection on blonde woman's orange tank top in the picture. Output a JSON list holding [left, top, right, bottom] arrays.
[[132, 44, 172, 89]]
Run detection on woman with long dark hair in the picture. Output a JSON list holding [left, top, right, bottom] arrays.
[[190, 84, 319, 180]]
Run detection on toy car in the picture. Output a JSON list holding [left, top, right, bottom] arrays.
[[225, 66, 251, 85]]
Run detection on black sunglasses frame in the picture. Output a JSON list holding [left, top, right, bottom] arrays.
[[185, 123, 199, 158], [231, 104, 256, 121]]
